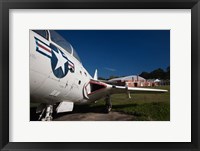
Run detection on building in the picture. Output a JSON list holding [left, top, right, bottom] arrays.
[[108, 75, 162, 87], [108, 75, 146, 87]]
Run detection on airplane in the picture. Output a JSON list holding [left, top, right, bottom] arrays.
[[30, 30, 168, 121]]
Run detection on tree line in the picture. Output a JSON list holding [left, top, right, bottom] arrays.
[[99, 66, 170, 80], [139, 66, 170, 80]]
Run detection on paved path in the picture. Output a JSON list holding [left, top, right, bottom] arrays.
[[53, 111, 136, 121]]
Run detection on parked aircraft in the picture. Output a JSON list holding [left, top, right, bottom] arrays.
[[30, 30, 167, 121]]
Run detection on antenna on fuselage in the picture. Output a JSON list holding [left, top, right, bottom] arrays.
[[93, 69, 98, 80]]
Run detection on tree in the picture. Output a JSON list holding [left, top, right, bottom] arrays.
[[98, 77, 106, 80], [139, 66, 170, 80], [165, 66, 170, 80], [139, 72, 150, 79], [150, 68, 165, 79], [108, 75, 119, 80]]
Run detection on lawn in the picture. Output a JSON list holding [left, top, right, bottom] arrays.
[[89, 85, 170, 121], [31, 86, 170, 121]]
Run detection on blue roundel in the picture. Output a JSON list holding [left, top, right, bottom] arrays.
[[50, 44, 69, 78]]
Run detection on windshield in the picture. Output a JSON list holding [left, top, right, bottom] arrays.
[[50, 30, 81, 63], [72, 47, 81, 63], [33, 30, 48, 40], [50, 30, 72, 54]]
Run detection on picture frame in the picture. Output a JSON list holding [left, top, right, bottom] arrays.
[[0, 0, 199, 151]]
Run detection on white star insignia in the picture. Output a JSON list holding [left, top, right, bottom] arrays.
[[53, 50, 68, 74]]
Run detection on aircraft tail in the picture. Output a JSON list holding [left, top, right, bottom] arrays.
[[93, 69, 98, 80]]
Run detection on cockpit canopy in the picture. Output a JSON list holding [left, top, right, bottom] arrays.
[[33, 30, 81, 63]]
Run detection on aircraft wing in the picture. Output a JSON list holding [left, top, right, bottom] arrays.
[[84, 80, 167, 101], [110, 85, 168, 94]]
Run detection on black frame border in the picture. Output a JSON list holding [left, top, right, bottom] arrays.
[[0, 0, 199, 151]]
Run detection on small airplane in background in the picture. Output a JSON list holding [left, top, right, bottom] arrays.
[[30, 30, 167, 121]]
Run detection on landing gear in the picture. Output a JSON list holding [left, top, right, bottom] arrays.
[[38, 104, 53, 121], [43, 105, 53, 121], [104, 95, 112, 113]]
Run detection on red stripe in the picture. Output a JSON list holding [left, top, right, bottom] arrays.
[[68, 63, 74, 67], [38, 43, 51, 53]]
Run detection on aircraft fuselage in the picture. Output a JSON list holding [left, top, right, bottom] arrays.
[[30, 30, 109, 105]]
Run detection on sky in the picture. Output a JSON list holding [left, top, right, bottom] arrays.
[[57, 30, 170, 79]]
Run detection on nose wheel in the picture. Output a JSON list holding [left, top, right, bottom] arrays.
[[38, 104, 53, 121], [105, 95, 112, 113]]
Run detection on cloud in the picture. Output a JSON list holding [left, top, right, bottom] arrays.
[[104, 67, 116, 72]]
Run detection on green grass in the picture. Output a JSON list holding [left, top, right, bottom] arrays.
[[31, 86, 170, 121], [90, 85, 170, 121]]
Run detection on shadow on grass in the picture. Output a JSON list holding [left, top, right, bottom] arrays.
[[30, 102, 169, 121], [30, 107, 39, 121]]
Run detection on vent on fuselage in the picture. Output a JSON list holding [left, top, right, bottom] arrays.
[[84, 80, 107, 96], [90, 82, 106, 92]]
